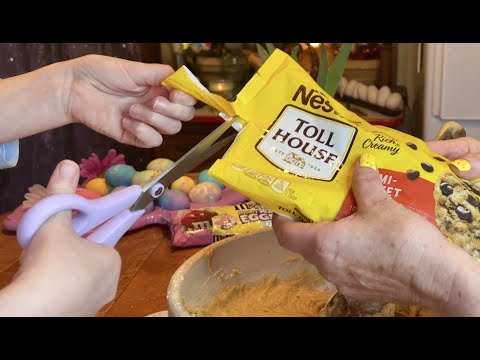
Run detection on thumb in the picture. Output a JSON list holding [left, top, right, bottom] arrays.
[[351, 153, 389, 211], [448, 155, 480, 181], [272, 213, 326, 257], [44, 159, 80, 225]]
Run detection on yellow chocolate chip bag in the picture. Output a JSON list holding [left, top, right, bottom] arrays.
[[164, 49, 480, 260]]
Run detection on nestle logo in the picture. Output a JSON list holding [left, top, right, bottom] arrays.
[[256, 105, 357, 182], [283, 152, 305, 169]]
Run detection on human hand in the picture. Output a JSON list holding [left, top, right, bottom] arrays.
[[272, 153, 478, 314], [65, 55, 196, 148], [427, 136, 480, 180], [0, 160, 121, 316]]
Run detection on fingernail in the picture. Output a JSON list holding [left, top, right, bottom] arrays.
[[129, 104, 141, 117], [153, 97, 167, 111], [360, 153, 377, 170], [451, 159, 471, 172], [59, 160, 78, 178]]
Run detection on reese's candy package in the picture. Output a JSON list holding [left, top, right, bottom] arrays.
[[164, 49, 480, 260]]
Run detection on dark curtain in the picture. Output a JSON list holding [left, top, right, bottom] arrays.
[[0, 43, 156, 212]]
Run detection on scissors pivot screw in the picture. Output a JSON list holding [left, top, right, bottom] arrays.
[[150, 184, 165, 198]]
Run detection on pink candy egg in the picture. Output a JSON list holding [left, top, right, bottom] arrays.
[[188, 182, 222, 203]]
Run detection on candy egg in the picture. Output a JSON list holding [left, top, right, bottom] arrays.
[[85, 178, 112, 196], [147, 158, 175, 172], [198, 169, 225, 189], [132, 170, 160, 186], [189, 182, 222, 203], [171, 175, 196, 195], [105, 164, 136, 187], [75, 188, 101, 200], [158, 189, 191, 211]]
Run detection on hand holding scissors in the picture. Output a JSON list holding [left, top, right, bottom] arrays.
[[17, 115, 238, 249]]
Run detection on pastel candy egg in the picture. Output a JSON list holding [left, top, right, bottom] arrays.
[[147, 158, 175, 172], [85, 178, 112, 196], [198, 169, 225, 189], [171, 175, 196, 195], [105, 164, 136, 187], [189, 182, 222, 203], [132, 170, 160, 186], [75, 188, 101, 200], [158, 189, 191, 211]]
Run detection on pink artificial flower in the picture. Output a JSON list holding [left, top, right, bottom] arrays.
[[79, 149, 125, 183]]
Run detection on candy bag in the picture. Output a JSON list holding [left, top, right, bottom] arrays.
[[166, 201, 273, 247]]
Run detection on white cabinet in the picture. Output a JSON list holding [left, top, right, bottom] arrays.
[[423, 43, 480, 140]]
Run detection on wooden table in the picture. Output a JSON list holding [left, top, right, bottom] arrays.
[[0, 212, 202, 317]]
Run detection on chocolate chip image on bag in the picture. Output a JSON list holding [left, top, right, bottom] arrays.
[[163, 49, 480, 261]]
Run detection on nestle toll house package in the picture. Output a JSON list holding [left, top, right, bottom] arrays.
[[164, 49, 480, 261]]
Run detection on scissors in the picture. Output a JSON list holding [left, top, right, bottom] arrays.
[[17, 114, 240, 249]]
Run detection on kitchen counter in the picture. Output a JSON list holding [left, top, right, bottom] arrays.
[[0, 212, 202, 317]]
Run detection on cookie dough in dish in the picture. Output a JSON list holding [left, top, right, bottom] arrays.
[[185, 270, 334, 317], [184, 270, 437, 317]]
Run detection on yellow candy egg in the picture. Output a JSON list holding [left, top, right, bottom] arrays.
[[171, 176, 196, 195], [147, 158, 175, 172], [85, 178, 112, 196], [131, 170, 160, 186]]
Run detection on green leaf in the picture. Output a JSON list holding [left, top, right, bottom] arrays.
[[256, 43, 270, 65], [290, 45, 299, 61], [265, 43, 276, 55], [324, 43, 352, 96], [316, 43, 328, 88]]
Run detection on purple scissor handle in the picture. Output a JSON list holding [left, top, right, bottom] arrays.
[[17, 115, 239, 250], [17, 185, 144, 249]]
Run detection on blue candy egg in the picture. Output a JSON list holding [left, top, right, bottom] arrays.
[[198, 169, 225, 189], [106, 164, 136, 187], [158, 189, 191, 211]]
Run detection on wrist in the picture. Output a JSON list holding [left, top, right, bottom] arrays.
[[410, 238, 480, 316], [0, 271, 52, 316], [41, 60, 75, 125], [0, 59, 74, 143], [445, 255, 480, 316]]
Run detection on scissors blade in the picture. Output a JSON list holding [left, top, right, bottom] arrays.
[[130, 117, 238, 211]]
